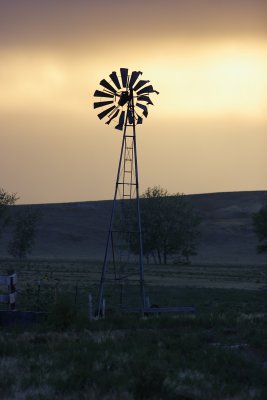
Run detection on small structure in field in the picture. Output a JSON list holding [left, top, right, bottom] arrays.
[[0, 273, 17, 310]]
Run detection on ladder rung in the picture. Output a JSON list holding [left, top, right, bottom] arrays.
[[117, 182, 137, 186]]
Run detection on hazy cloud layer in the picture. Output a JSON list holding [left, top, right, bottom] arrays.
[[1, 0, 267, 203], [1, 0, 266, 50]]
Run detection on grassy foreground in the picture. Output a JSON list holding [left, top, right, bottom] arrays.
[[0, 260, 266, 399]]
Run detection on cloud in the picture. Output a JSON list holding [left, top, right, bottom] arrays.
[[1, 0, 266, 52], [1, 40, 266, 121]]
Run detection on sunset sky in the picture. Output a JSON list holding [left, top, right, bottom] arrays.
[[1, 0, 267, 204]]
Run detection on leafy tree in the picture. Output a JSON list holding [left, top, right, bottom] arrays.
[[120, 186, 200, 264], [253, 205, 267, 253], [8, 208, 40, 261], [0, 187, 18, 240]]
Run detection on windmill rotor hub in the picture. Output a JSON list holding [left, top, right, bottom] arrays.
[[118, 90, 131, 107]]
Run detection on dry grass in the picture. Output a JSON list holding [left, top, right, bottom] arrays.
[[1, 258, 266, 293], [0, 259, 266, 399]]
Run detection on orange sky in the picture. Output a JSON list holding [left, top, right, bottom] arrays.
[[1, 0, 267, 204]]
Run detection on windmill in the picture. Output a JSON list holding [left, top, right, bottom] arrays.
[[93, 68, 159, 317]]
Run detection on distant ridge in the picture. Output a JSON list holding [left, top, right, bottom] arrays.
[[17, 190, 267, 208], [1, 191, 267, 264]]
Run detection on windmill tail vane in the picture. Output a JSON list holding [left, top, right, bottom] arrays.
[[93, 68, 158, 317]]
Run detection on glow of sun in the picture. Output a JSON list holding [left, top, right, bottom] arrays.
[[0, 41, 266, 121]]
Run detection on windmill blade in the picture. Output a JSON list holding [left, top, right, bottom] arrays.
[[106, 108, 120, 125], [129, 71, 142, 88], [100, 79, 117, 94], [94, 70, 158, 129], [94, 100, 114, 109], [137, 115, 143, 125], [133, 79, 149, 92], [120, 68, 128, 88], [136, 103, 148, 117], [137, 95, 154, 105], [109, 71, 121, 89], [97, 105, 116, 120], [127, 109, 134, 124], [94, 90, 114, 98], [115, 110, 125, 130], [137, 85, 159, 95]]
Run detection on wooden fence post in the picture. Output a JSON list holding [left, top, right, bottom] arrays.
[[9, 274, 17, 310], [88, 293, 93, 321], [102, 298, 105, 319]]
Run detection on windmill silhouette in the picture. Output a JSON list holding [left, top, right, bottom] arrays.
[[93, 68, 159, 317]]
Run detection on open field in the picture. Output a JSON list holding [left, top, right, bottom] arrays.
[[1, 259, 267, 312], [0, 191, 267, 399], [0, 259, 266, 399]]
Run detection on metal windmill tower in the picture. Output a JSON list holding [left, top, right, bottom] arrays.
[[93, 68, 159, 317]]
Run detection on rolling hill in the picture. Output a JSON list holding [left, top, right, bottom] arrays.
[[1, 191, 267, 265]]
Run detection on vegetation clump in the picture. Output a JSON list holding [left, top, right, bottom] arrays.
[[0, 307, 266, 399], [253, 204, 267, 253], [119, 186, 200, 264], [0, 187, 18, 240], [0, 187, 40, 262], [8, 207, 40, 262]]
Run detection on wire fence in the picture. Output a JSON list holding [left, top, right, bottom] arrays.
[[0, 260, 146, 313]]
